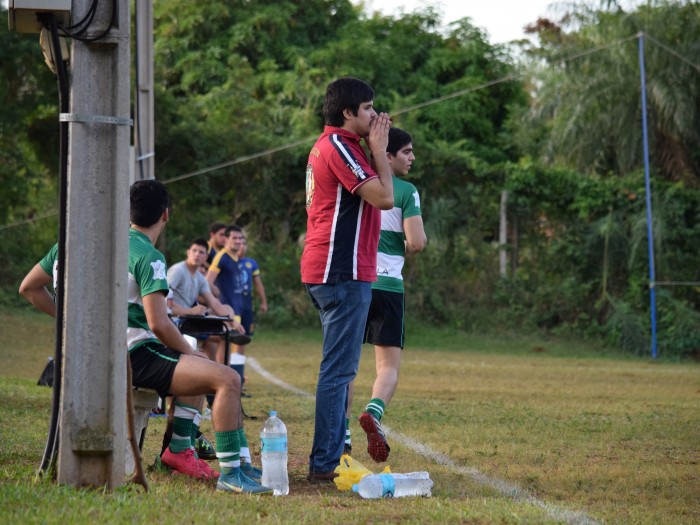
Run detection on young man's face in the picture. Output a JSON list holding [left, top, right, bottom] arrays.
[[388, 142, 415, 177], [226, 230, 243, 253], [345, 101, 377, 137], [186, 243, 208, 268], [237, 237, 248, 258], [210, 228, 227, 250]]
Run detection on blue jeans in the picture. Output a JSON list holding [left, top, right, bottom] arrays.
[[306, 280, 372, 473]]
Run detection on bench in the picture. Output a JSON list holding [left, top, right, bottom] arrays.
[[125, 387, 160, 476]]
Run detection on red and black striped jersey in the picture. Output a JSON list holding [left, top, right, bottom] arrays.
[[301, 126, 381, 284]]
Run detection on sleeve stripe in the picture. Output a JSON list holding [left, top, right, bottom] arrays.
[[209, 251, 225, 273], [330, 134, 367, 181]]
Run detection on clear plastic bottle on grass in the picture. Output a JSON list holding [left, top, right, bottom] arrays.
[[352, 472, 433, 498], [260, 410, 289, 495]]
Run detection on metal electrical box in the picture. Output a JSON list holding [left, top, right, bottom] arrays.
[[8, 0, 71, 33]]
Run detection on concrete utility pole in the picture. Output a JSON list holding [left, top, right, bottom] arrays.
[[58, 0, 131, 488], [134, 0, 154, 181]]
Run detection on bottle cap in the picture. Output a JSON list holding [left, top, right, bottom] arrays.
[[270, 410, 277, 417], [352, 484, 359, 492]]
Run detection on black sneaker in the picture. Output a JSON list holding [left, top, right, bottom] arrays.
[[343, 442, 352, 455], [229, 333, 251, 345], [195, 433, 217, 460]]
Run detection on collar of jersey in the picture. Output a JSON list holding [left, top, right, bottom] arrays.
[[129, 228, 151, 243], [223, 247, 239, 261], [323, 125, 362, 142]]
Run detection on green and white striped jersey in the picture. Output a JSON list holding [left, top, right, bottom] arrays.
[[127, 228, 169, 351], [374, 176, 422, 293]]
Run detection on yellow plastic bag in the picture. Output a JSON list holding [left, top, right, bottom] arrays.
[[333, 454, 391, 491], [334, 454, 373, 491]]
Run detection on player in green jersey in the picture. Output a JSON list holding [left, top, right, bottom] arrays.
[[127, 180, 270, 494], [351, 128, 427, 462]]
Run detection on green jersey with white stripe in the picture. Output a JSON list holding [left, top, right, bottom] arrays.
[[127, 228, 169, 351], [374, 176, 422, 293]]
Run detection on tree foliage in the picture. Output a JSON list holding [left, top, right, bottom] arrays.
[[0, 15, 61, 295], [522, 0, 700, 184], [508, 0, 700, 355]]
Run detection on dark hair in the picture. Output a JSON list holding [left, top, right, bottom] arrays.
[[323, 77, 375, 127], [130, 180, 170, 227], [209, 222, 227, 235], [190, 238, 208, 250], [387, 127, 412, 156], [225, 224, 242, 237]]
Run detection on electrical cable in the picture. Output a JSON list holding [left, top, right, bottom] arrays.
[[58, 0, 116, 43], [0, 212, 59, 232], [130, 35, 646, 185], [161, 137, 314, 185], [653, 281, 700, 287], [64, 5, 97, 38], [60, 0, 97, 34], [76, 0, 115, 42], [36, 13, 69, 480], [644, 33, 700, 73]]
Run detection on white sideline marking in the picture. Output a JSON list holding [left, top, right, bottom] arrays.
[[248, 357, 598, 525], [248, 357, 315, 398]]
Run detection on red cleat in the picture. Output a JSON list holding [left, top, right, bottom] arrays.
[[161, 448, 209, 479], [359, 411, 390, 462]]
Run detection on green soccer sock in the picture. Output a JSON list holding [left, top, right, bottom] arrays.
[[170, 402, 197, 453], [365, 398, 385, 422], [215, 429, 241, 476]]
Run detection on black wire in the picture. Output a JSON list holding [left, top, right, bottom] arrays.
[[66, 2, 98, 37], [59, 0, 116, 43], [62, 0, 97, 30], [36, 13, 69, 479], [60, 0, 97, 33], [69, 0, 114, 42]]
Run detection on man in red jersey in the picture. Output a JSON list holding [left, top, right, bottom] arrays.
[[301, 77, 393, 483]]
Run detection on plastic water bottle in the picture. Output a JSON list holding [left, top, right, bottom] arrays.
[[260, 410, 289, 495], [352, 472, 433, 498]]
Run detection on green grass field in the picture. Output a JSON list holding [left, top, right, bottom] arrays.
[[1, 309, 698, 524]]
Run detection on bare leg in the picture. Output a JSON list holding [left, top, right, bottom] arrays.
[[175, 394, 205, 412], [371, 345, 401, 405], [356, 345, 400, 463], [215, 337, 227, 365], [203, 336, 220, 362], [169, 355, 241, 431]]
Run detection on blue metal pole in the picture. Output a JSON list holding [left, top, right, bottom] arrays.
[[638, 33, 658, 359]]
